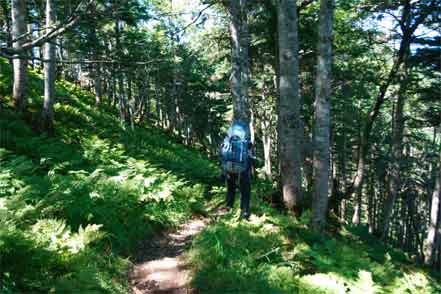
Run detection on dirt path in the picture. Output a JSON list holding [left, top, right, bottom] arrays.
[[129, 217, 210, 294]]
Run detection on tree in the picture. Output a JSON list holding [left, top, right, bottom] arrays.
[[277, 0, 302, 211], [311, 0, 334, 231], [239, 0, 250, 124], [41, 0, 56, 134], [11, 0, 27, 112], [380, 57, 409, 240], [226, 0, 249, 123], [425, 137, 440, 266]]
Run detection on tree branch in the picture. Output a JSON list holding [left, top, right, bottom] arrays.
[[171, 3, 215, 36], [2, 0, 95, 54], [22, 0, 95, 50]]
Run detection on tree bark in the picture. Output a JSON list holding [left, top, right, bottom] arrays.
[[311, 0, 334, 231], [240, 0, 251, 126], [425, 145, 441, 266], [11, 0, 27, 112], [277, 0, 302, 211], [94, 63, 102, 106], [227, 0, 249, 123], [262, 117, 273, 179], [114, 19, 127, 122], [41, 0, 56, 135], [380, 62, 409, 240], [367, 168, 375, 233]]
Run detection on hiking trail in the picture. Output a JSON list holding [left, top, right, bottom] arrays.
[[129, 216, 210, 294]]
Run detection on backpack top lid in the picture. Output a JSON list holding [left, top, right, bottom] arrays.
[[227, 120, 250, 141]]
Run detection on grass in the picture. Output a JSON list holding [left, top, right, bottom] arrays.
[[188, 184, 441, 293], [0, 58, 218, 293]]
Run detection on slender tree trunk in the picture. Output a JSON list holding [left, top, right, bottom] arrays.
[[110, 66, 116, 108], [311, 0, 334, 231], [118, 73, 126, 122], [11, 0, 27, 112], [352, 120, 364, 225], [227, 0, 248, 123], [380, 63, 409, 240], [126, 74, 134, 130], [261, 84, 273, 179], [155, 79, 163, 128], [141, 76, 150, 123], [368, 165, 375, 233], [426, 147, 441, 266], [262, 118, 273, 179], [277, 0, 302, 211], [114, 20, 127, 122], [339, 125, 347, 219], [250, 108, 255, 144], [41, 0, 56, 135], [94, 63, 102, 106], [240, 0, 251, 126]]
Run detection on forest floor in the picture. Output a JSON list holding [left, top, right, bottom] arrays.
[[1, 58, 440, 293], [129, 217, 208, 294], [129, 207, 232, 294]]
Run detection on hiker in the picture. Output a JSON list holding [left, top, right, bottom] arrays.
[[220, 121, 255, 219]]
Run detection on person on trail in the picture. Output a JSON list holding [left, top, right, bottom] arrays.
[[220, 120, 255, 220]]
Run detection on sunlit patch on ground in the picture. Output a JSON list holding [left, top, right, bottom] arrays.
[[130, 218, 208, 294]]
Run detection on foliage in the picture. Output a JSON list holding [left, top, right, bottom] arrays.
[[0, 57, 217, 293], [188, 192, 441, 293]]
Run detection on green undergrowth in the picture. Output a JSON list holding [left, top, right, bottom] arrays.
[[0, 58, 218, 293], [1, 57, 440, 294], [188, 185, 441, 294]]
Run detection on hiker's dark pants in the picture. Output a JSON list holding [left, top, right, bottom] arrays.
[[226, 170, 250, 215]]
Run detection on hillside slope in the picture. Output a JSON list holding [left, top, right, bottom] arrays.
[[1, 59, 440, 293], [0, 58, 218, 293]]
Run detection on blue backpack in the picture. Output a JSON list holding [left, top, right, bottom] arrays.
[[220, 122, 251, 174]]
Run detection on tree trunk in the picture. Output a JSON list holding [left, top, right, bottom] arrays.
[[261, 83, 273, 179], [277, 0, 302, 211], [311, 0, 334, 231], [118, 73, 126, 122], [127, 74, 134, 130], [425, 147, 441, 266], [41, 0, 56, 135], [114, 19, 127, 122], [352, 190, 362, 224], [227, 0, 248, 123], [94, 63, 102, 106], [262, 118, 273, 179], [240, 0, 251, 126], [155, 79, 163, 128], [142, 76, 151, 123], [368, 182, 374, 233], [380, 62, 409, 240], [11, 0, 27, 112], [110, 66, 116, 108]]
